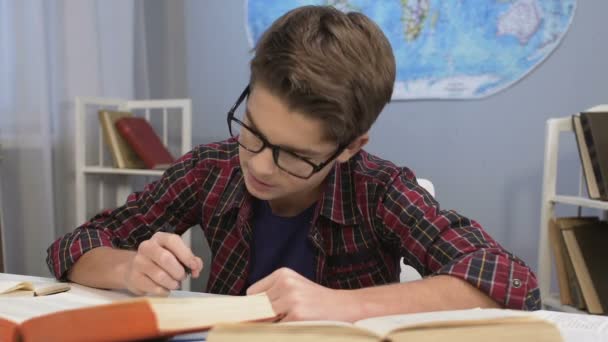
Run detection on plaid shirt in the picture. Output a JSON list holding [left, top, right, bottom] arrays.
[[47, 138, 540, 310]]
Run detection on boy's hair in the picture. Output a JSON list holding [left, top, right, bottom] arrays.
[[250, 6, 396, 145]]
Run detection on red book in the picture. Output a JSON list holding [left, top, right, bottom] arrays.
[[115, 117, 175, 169], [0, 294, 277, 341]]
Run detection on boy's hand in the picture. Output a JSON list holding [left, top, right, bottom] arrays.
[[246, 268, 360, 322], [124, 232, 203, 296]]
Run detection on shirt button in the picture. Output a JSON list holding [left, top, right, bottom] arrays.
[[512, 278, 522, 288]]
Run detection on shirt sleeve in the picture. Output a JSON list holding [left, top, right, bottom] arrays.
[[375, 169, 541, 311], [46, 147, 209, 280]]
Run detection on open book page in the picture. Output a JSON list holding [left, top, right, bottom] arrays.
[[0, 281, 223, 324], [284, 320, 380, 338], [0, 280, 70, 297], [353, 308, 533, 336], [532, 310, 608, 342], [0, 294, 112, 323], [0, 280, 34, 295], [149, 293, 277, 332], [209, 321, 380, 342], [0, 282, 134, 323], [207, 309, 562, 342]]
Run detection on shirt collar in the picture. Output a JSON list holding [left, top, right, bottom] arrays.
[[214, 167, 248, 217], [318, 159, 363, 225], [214, 159, 362, 226]]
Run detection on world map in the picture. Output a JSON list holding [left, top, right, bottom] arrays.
[[246, 0, 576, 100]]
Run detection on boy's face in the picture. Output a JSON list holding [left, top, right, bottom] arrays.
[[236, 84, 365, 207]]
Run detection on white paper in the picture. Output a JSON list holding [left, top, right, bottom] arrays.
[[532, 310, 608, 342]]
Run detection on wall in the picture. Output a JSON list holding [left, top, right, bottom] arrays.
[[182, 0, 608, 289]]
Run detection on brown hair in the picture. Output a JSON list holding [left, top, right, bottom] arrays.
[[250, 5, 396, 145]]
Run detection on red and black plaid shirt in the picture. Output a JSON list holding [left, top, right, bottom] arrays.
[[47, 138, 540, 310]]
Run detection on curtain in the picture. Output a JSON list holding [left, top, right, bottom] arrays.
[[0, 0, 149, 276]]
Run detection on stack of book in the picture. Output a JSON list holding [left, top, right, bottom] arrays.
[[550, 112, 608, 314], [98, 110, 175, 170], [549, 217, 608, 314], [0, 290, 598, 342]]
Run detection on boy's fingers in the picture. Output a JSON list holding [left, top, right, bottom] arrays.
[[129, 264, 170, 296], [187, 257, 204, 278], [150, 247, 187, 280], [247, 271, 277, 295], [155, 233, 199, 271]]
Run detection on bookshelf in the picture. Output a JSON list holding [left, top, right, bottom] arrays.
[[538, 105, 608, 314], [74, 97, 192, 289]]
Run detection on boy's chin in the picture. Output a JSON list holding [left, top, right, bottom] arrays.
[[244, 182, 279, 200]]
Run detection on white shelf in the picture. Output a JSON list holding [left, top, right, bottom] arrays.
[[551, 195, 608, 210], [75, 97, 193, 290], [83, 166, 164, 177], [538, 110, 608, 315], [543, 294, 588, 314]]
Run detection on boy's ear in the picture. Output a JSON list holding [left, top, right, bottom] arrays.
[[336, 133, 369, 163]]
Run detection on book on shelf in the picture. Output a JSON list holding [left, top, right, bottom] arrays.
[[573, 112, 608, 201], [0, 293, 276, 342], [115, 117, 175, 170], [548, 217, 595, 309], [98, 110, 146, 169], [0, 280, 70, 297], [207, 308, 570, 342], [561, 220, 608, 314]]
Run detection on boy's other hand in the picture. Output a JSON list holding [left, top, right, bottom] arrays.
[[124, 232, 203, 296], [246, 267, 360, 322]]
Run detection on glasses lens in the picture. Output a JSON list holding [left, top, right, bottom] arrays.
[[276, 152, 314, 178], [229, 117, 242, 136], [231, 119, 264, 152]]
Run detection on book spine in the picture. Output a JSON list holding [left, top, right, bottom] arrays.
[[572, 115, 600, 199], [562, 229, 604, 314], [580, 114, 607, 200], [548, 219, 572, 305], [99, 113, 126, 168]]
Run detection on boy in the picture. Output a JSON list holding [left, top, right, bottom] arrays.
[[47, 6, 540, 322]]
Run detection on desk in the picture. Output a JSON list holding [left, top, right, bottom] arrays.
[[0, 272, 209, 341], [0, 272, 210, 299]]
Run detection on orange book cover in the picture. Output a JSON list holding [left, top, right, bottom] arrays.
[[115, 117, 175, 169], [0, 294, 277, 341]]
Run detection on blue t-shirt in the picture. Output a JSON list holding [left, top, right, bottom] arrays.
[[245, 199, 317, 289]]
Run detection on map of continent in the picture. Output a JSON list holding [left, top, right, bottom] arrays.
[[246, 0, 576, 99]]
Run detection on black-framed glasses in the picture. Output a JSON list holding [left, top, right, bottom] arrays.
[[227, 85, 347, 179]]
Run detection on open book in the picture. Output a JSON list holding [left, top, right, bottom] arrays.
[[0, 280, 70, 297], [0, 293, 276, 341], [208, 308, 566, 342]]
